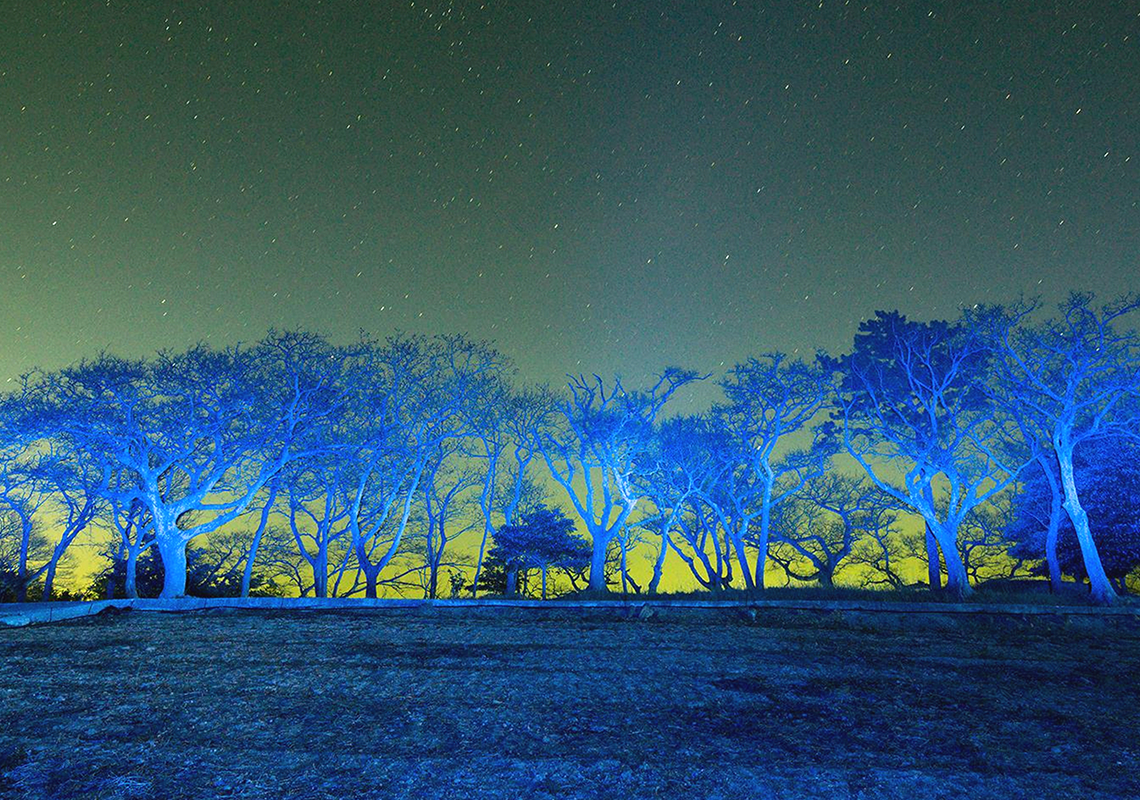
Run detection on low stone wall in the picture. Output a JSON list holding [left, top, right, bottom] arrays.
[[3, 595, 1138, 628], [0, 599, 134, 627]]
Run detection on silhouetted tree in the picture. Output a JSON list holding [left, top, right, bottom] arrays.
[[419, 442, 480, 598], [91, 531, 287, 598], [338, 335, 498, 598], [0, 440, 52, 602], [716, 354, 832, 589], [482, 506, 589, 598], [636, 415, 731, 593], [768, 472, 898, 588]]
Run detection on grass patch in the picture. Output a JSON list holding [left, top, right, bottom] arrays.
[[1, 609, 1138, 798]]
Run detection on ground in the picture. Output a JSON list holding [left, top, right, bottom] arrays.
[[1, 607, 1138, 799]]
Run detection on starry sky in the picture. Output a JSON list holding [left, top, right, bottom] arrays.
[[3, 0, 1138, 396]]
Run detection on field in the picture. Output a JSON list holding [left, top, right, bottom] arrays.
[[2, 607, 1139, 799]]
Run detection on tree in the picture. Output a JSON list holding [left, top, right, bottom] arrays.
[[104, 489, 155, 599], [829, 310, 1035, 598], [987, 294, 1140, 603], [636, 414, 730, 593], [768, 472, 898, 589], [957, 495, 1027, 585], [419, 442, 480, 599], [90, 531, 289, 599], [715, 354, 832, 589], [339, 335, 498, 598], [279, 455, 356, 598], [21, 331, 348, 598], [1006, 437, 1140, 594], [29, 443, 108, 599], [457, 361, 532, 598], [482, 506, 590, 598], [538, 369, 700, 592], [0, 508, 50, 602], [0, 439, 52, 602]]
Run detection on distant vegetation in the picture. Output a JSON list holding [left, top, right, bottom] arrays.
[[1, 293, 1139, 604]]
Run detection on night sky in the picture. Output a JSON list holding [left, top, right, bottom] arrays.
[[3, 1, 1138, 395]]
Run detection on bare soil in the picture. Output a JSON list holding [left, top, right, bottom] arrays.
[[1, 607, 1138, 799]]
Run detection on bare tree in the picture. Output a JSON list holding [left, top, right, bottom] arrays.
[[768, 472, 898, 588], [419, 442, 480, 598], [958, 496, 1027, 584], [537, 369, 699, 592], [636, 414, 730, 593], [23, 331, 348, 597], [830, 310, 1035, 598], [987, 294, 1140, 603], [0, 441, 52, 602], [715, 354, 832, 589]]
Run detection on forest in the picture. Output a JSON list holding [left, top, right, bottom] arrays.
[[2, 292, 1139, 605]]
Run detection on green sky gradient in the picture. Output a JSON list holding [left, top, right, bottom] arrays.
[[3, 1, 1137, 393]]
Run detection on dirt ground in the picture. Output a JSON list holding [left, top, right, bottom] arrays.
[[1, 607, 1138, 799]]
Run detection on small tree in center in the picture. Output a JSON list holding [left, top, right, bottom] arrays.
[[483, 506, 589, 599]]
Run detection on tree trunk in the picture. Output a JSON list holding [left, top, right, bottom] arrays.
[[619, 538, 629, 595], [924, 522, 941, 590], [541, 566, 548, 600], [941, 545, 972, 599], [927, 521, 971, 599], [240, 525, 265, 599], [313, 546, 329, 598], [818, 566, 834, 590], [588, 532, 608, 593], [124, 544, 140, 599], [1044, 502, 1062, 593], [649, 525, 669, 595], [157, 538, 189, 599], [1057, 450, 1115, 604], [730, 533, 756, 591], [16, 520, 31, 603], [471, 522, 492, 599], [241, 482, 278, 598], [1038, 455, 1063, 592], [364, 569, 379, 599], [754, 482, 774, 590], [506, 567, 518, 597], [42, 560, 57, 601]]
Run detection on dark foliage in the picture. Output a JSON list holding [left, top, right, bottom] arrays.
[[1007, 437, 1140, 590], [478, 506, 590, 596]]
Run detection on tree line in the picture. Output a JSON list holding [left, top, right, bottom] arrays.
[[1, 292, 1138, 604]]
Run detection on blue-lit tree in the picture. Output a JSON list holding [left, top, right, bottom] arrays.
[[419, 440, 480, 599], [339, 334, 500, 598], [279, 454, 356, 598], [714, 354, 832, 590], [637, 414, 731, 594], [538, 369, 699, 593], [22, 331, 349, 598], [829, 311, 1033, 598], [456, 363, 535, 598], [104, 492, 154, 599], [987, 294, 1140, 603], [1006, 436, 1140, 594]]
